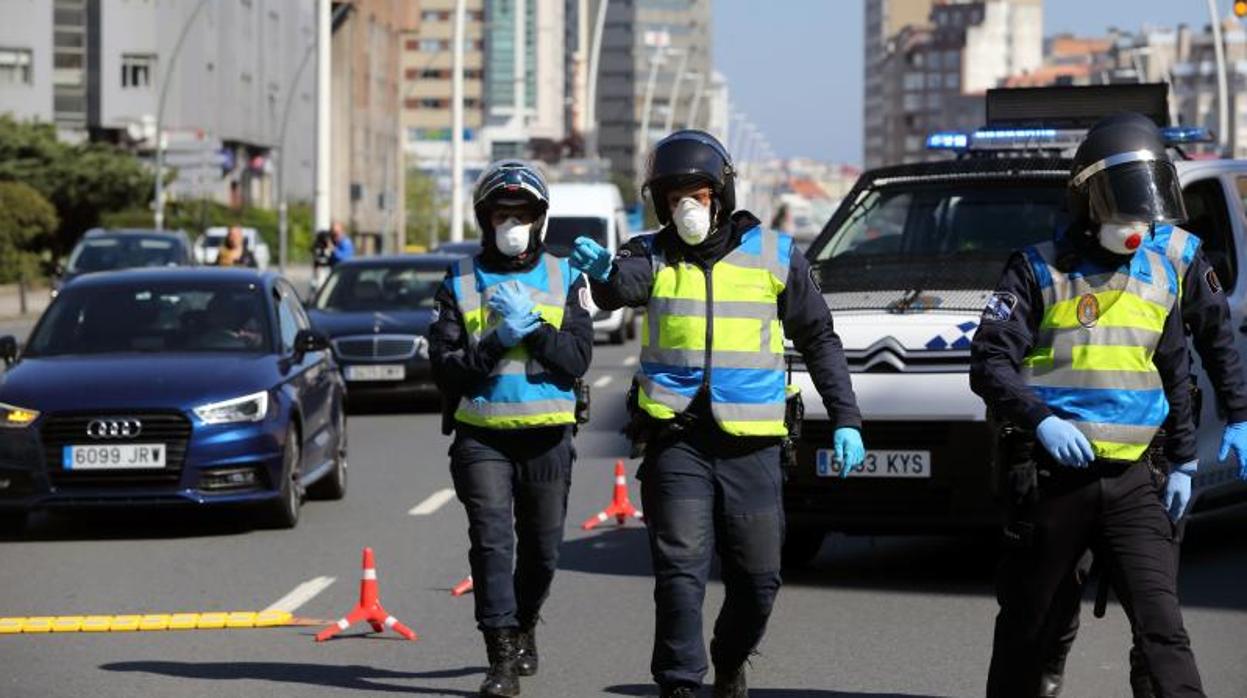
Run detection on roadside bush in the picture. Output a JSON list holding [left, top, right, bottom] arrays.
[[0, 181, 59, 283]]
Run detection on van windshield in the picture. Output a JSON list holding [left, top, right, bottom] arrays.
[[545, 217, 608, 257], [809, 179, 1068, 309]]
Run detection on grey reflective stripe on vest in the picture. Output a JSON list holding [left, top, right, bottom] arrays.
[[457, 397, 576, 418], [1035, 325, 1164, 357], [636, 373, 695, 411], [1070, 421, 1163, 446], [1164, 227, 1195, 280], [642, 347, 783, 371], [454, 258, 482, 346], [1021, 366, 1164, 391], [648, 296, 777, 321], [712, 400, 785, 423]]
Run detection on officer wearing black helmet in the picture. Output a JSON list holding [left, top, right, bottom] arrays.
[[970, 112, 1247, 697], [428, 160, 593, 697], [568, 130, 865, 698], [1031, 115, 1247, 698]]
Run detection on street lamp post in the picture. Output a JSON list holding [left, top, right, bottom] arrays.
[[450, 0, 467, 242], [584, 0, 610, 159], [662, 48, 690, 133], [685, 73, 706, 130], [636, 45, 671, 206], [152, 0, 211, 230], [1207, 0, 1231, 154], [274, 35, 320, 273]]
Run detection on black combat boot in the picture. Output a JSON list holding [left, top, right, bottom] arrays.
[[659, 685, 697, 698], [713, 661, 747, 698], [515, 622, 539, 676], [1038, 672, 1063, 698], [479, 628, 520, 697]]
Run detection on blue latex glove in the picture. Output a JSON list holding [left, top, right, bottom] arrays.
[[1035, 416, 1094, 467], [1218, 421, 1247, 481], [834, 427, 866, 478], [488, 281, 535, 319], [569, 236, 613, 282], [495, 312, 542, 348], [1164, 460, 1198, 521]]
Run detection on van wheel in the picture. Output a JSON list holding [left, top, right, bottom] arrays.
[[782, 526, 826, 569], [262, 425, 302, 529]]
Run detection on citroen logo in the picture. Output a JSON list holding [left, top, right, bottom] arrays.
[[86, 419, 142, 439]]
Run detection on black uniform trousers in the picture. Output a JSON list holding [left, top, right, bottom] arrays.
[[450, 424, 573, 631], [987, 454, 1204, 698], [638, 422, 784, 689]]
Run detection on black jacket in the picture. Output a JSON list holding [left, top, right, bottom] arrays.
[[428, 251, 594, 430], [970, 237, 1247, 464], [590, 211, 862, 431]]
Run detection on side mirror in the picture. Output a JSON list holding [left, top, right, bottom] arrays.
[[0, 336, 17, 366], [294, 329, 330, 356]]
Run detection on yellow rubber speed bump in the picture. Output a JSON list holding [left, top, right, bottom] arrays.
[[225, 612, 256, 628], [82, 616, 112, 632], [51, 616, 84, 633], [109, 615, 140, 632], [254, 610, 292, 627], [0, 618, 24, 634], [22, 617, 53, 633], [196, 612, 227, 629], [138, 614, 170, 631], [168, 613, 199, 630]]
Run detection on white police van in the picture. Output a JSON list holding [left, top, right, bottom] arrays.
[[784, 85, 1247, 566]]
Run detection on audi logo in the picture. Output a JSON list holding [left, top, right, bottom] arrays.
[[86, 419, 142, 439]]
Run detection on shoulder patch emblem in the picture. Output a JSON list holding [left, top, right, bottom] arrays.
[[1206, 267, 1223, 295], [982, 292, 1017, 322], [1076, 293, 1099, 328]]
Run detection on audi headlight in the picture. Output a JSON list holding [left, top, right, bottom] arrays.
[[194, 391, 269, 425], [0, 402, 39, 428]]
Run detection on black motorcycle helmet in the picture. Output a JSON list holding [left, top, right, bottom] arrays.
[[472, 159, 550, 257], [1068, 112, 1187, 227], [643, 129, 736, 228]]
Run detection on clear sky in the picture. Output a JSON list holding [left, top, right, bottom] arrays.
[[713, 0, 1226, 165]]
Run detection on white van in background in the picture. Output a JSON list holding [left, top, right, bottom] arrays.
[[194, 226, 271, 269], [544, 182, 638, 344]]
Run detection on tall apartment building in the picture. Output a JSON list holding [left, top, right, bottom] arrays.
[[482, 0, 565, 160], [595, 0, 712, 184], [401, 0, 487, 168], [865, 0, 1042, 168], [864, 0, 935, 169]]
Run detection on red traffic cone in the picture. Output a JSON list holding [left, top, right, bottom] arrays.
[[450, 575, 474, 597], [581, 460, 643, 530], [315, 547, 417, 642]]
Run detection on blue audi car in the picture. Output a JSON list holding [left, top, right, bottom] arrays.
[[0, 268, 347, 531]]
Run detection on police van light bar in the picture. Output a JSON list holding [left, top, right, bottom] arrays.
[[1160, 126, 1213, 145], [926, 132, 969, 150]]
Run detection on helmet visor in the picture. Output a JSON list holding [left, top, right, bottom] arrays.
[[1083, 160, 1186, 225]]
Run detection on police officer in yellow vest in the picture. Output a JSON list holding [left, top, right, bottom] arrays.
[[971, 114, 1208, 697], [429, 160, 593, 697], [569, 130, 865, 698]]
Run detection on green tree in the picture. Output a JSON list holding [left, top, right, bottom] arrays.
[[0, 115, 153, 258], [101, 200, 316, 264], [405, 168, 473, 249], [0, 181, 59, 283]]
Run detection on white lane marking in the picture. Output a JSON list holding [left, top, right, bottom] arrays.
[[265, 576, 336, 614], [592, 375, 613, 389], [409, 487, 456, 516], [623, 355, 638, 367]]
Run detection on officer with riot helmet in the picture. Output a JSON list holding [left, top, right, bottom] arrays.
[[568, 130, 865, 698], [428, 160, 593, 697], [970, 112, 1235, 697], [1030, 114, 1247, 698]]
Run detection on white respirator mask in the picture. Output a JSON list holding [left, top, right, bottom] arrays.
[[674, 197, 713, 246], [1097, 221, 1150, 256], [494, 218, 532, 258]]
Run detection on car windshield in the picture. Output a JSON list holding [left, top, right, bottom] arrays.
[[809, 179, 1067, 307], [26, 282, 273, 356], [67, 236, 183, 273], [314, 265, 444, 312], [544, 216, 608, 257]]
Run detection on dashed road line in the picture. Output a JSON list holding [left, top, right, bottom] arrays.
[[592, 375, 613, 389], [408, 487, 456, 516], [264, 576, 336, 614], [623, 355, 638, 367]]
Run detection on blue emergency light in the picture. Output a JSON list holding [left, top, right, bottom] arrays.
[[925, 132, 969, 150], [1160, 126, 1214, 145]]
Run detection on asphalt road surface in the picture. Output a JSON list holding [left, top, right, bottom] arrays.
[[2, 335, 1246, 697]]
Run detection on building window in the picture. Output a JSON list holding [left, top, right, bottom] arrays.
[[903, 93, 923, 112], [926, 92, 942, 110], [947, 72, 960, 90], [419, 39, 444, 52], [903, 72, 924, 90], [927, 73, 942, 89], [0, 47, 33, 85], [121, 53, 156, 89]]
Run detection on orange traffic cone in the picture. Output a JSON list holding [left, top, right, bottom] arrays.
[[315, 547, 417, 642], [581, 460, 643, 530], [450, 575, 474, 597]]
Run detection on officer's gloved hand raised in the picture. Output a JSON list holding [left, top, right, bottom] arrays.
[[1036, 416, 1095, 467], [834, 427, 866, 478], [569, 236, 613, 282], [488, 282, 542, 348], [1218, 421, 1247, 480], [1164, 460, 1198, 520]]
